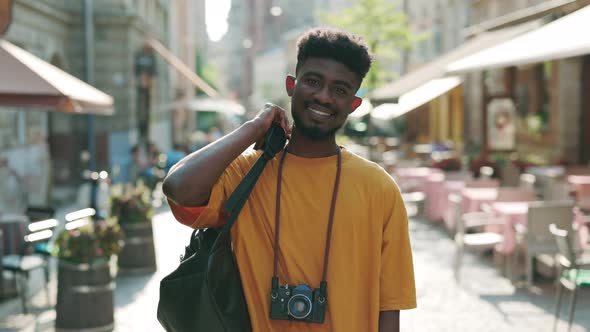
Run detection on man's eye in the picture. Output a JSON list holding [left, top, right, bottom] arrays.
[[304, 79, 319, 86], [333, 87, 347, 95]]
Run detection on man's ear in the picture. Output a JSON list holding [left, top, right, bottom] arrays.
[[285, 75, 295, 97], [351, 96, 362, 111]]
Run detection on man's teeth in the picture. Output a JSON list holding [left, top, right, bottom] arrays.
[[309, 107, 331, 117]]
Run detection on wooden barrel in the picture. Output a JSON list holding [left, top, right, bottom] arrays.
[[118, 221, 157, 274], [55, 259, 115, 331]]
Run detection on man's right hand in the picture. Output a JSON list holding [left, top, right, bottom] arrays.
[[163, 102, 291, 207], [252, 103, 291, 150]]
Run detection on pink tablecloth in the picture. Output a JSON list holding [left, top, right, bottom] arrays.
[[574, 207, 589, 250], [492, 202, 529, 255], [494, 203, 589, 255], [442, 181, 466, 231], [461, 188, 498, 213], [424, 173, 446, 222], [568, 175, 590, 201], [394, 167, 441, 193]]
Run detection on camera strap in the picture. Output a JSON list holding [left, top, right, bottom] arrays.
[[272, 146, 342, 293]]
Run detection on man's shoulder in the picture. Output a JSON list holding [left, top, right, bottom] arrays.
[[343, 149, 391, 178], [233, 149, 263, 166]]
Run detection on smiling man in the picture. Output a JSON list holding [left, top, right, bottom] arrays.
[[163, 27, 416, 331]]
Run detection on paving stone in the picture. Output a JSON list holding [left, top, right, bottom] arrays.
[[0, 208, 588, 331]]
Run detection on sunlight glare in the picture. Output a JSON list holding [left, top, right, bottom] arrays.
[[206, 0, 231, 42]]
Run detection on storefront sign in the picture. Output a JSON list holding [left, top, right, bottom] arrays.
[[0, 0, 14, 35], [487, 98, 516, 151]]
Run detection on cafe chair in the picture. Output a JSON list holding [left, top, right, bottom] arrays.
[[2, 217, 58, 313], [479, 166, 494, 179], [515, 201, 574, 286], [25, 206, 56, 222], [519, 173, 537, 193], [549, 223, 590, 332], [452, 193, 505, 283], [25, 206, 57, 279], [402, 191, 426, 217]]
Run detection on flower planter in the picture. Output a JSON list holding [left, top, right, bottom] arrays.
[[118, 220, 157, 274], [55, 259, 115, 331]]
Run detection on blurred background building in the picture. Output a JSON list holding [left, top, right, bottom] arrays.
[[2, 0, 590, 222]]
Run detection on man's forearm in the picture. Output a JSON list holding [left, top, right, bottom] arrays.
[[162, 120, 262, 207], [379, 310, 400, 332]]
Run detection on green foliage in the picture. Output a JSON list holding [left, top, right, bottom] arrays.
[[110, 182, 154, 224], [318, 0, 421, 90], [196, 51, 221, 95], [54, 218, 124, 264]]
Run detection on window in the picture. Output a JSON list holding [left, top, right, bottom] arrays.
[[0, 109, 18, 149], [514, 61, 555, 138]]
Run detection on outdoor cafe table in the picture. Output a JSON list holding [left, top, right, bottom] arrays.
[[424, 173, 446, 222], [568, 175, 590, 201], [394, 167, 442, 193], [491, 202, 529, 255], [461, 187, 498, 213], [492, 202, 588, 255], [442, 180, 466, 231]]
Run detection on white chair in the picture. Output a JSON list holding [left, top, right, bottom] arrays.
[[516, 201, 575, 286], [549, 223, 590, 332], [544, 180, 573, 201], [479, 166, 494, 179], [519, 173, 537, 193], [453, 194, 505, 283], [501, 161, 521, 187]]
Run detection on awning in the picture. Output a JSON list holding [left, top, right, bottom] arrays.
[[370, 20, 541, 102], [372, 76, 462, 120], [158, 97, 245, 116], [447, 5, 590, 73], [0, 39, 114, 115], [147, 38, 219, 98]]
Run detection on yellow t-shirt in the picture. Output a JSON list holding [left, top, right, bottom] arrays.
[[169, 148, 416, 332]]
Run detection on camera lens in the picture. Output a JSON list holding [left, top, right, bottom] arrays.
[[287, 294, 312, 319]]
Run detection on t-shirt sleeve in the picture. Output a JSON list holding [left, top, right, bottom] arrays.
[[166, 150, 259, 229], [379, 178, 417, 311]]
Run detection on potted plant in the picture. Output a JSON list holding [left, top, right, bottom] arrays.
[[110, 182, 157, 273], [53, 217, 123, 331]]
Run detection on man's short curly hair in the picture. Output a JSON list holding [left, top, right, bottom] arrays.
[[296, 27, 373, 82]]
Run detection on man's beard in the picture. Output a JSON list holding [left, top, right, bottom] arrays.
[[292, 111, 342, 141]]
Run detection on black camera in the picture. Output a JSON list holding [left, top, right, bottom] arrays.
[[269, 278, 327, 323]]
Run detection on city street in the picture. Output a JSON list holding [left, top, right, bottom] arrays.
[[0, 204, 587, 331], [3, 0, 590, 331]]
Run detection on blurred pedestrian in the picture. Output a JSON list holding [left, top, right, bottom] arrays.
[[0, 156, 27, 215], [165, 143, 187, 172], [163, 27, 416, 331]]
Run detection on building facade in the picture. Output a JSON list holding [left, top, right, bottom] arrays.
[[462, 0, 590, 165], [1, 0, 172, 203]]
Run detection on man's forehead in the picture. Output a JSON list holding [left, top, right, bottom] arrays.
[[297, 58, 360, 86]]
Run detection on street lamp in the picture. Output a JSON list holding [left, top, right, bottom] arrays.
[[134, 44, 157, 176]]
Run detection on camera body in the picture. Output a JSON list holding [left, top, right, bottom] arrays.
[[269, 283, 326, 323]]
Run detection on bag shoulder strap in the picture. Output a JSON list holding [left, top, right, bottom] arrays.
[[221, 123, 286, 233]]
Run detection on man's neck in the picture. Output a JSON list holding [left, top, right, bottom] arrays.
[[287, 132, 339, 158]]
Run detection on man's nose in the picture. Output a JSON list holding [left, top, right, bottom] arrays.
[[313, 86, 332, 104]]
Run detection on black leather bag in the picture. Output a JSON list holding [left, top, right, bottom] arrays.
[[157, 123, 287, 332]]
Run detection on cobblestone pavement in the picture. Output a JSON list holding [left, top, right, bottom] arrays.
[[0, 208, 588, 331], [402, 217, 589, 332]]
